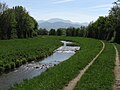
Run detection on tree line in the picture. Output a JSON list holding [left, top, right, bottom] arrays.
[[0, 2, 38, 39], [85, 0, 120, 43], [38, 0, 120, 44]]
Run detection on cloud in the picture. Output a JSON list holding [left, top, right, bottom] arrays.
[[52, 0, 74, 4], [89, 4, 112, 9]]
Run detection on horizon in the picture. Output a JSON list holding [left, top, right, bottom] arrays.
[[0, 0, 115, 23]]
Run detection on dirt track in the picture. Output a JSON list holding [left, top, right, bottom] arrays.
[[113, 44, 120, 90], [63, 41, 105, 90]]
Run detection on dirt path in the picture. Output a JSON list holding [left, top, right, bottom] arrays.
[[113, 44, 120, 90], [63, 41, 105, 90]]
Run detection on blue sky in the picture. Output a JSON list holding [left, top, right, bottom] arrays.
[[0, 0, 115, 23]]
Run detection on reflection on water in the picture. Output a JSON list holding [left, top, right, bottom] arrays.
[[0, 41, 80, 90]]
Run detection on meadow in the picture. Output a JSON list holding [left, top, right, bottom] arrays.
[[11, 36, 103, 90], [74, 42, 115, 90], [0, 36, 61, 73]]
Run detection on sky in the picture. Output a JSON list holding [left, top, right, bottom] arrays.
[[0, 0, 116, 23]]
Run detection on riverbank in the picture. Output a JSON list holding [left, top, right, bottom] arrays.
[[0, 40, 80, 90], [0, 36, 62, 74], [11, 37, 103, 90]]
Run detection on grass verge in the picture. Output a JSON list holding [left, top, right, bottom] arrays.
[[74, 42, 115, 90]]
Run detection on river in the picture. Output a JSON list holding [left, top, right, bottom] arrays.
[[0, 41, 80, 90]]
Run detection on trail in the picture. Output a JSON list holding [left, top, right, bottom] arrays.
[[63, 41, 105, 90], [113, 44, 120, 90]]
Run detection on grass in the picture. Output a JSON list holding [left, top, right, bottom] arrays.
[[11, 37, 103, 90], [0, 36, 62, 73], [74, 42, 115, 90]]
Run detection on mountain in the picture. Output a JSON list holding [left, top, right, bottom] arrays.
[[38, 18, 88, 30]]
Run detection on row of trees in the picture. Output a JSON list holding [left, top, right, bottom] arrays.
[[37, 0, 120, 44], [0, 2, 38, 39], [37, 28, 65, 36], [84, 0, 120, 43], [59, 0, 120, 44]]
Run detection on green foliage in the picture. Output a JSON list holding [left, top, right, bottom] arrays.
[[66, 27, 86, 37], [37, 28, 48, 35], [11, 37, 102, 90], [49, 29, 56, 35], [0, 3, 38, 40], [85, 0, 120, 43], [75, 43, 115, 90], [0, 8, 17, 39], [56, 28, 63, 36]]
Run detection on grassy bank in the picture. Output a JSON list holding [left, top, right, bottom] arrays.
[[74, 42, 115, 90], [0, 36, 61, 73], [11, 37, 102, 90]]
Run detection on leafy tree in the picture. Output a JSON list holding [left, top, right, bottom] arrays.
[[56, 28, 63, 36], [109, 0, 120, 43], [0, 9, 16, 39], [38, 28, 48, 35], [0, 4, 38, 39], [49, 29, 56, 35]]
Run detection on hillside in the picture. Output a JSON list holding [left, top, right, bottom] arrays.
[[38, 18, 88, 30]]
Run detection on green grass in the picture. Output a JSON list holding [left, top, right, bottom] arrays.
[[0, 36, 61, 73], [11, 37, 102, 90], [74, 42, 115, 90]]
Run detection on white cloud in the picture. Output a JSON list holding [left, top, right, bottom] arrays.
[[89, 4, 112, 9], [52, 0, 74, 4]]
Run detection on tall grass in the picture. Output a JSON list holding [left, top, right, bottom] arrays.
[[0, 36, 61, 73], [11, 37, 102, 90], [74, 42, 115, 90]]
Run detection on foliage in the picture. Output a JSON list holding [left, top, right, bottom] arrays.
[[37, 28, 48, 35], [45, 0, 120, 44], [0, 3, 38, 39], [49, 29, 56, 35], [56, 28, 63, 36], [84, 0, 120, 43]]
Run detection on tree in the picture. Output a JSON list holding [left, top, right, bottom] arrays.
[[13, 6, 38, 38], [56, 28, 63, 36], [0, 9, 16, 39], [38, 28, 48, 35], [0, 2, 8, 39], [49, 29, 56, 35], [0, 5, 38, 39], [109, 0, 120, 43]]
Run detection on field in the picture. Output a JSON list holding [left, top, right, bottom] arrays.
[[11, 36, 103, 90], [74, 42, 115, 90], [0, 36, 61, 73], [0, 36, 118, 90]]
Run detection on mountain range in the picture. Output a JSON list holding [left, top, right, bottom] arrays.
[[38, 18, 88, 30]]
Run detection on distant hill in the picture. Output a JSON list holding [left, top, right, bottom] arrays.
[[38, 18, 88, 30]]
